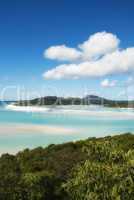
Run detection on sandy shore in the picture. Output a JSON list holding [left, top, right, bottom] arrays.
[[0, 123, 77, 135], [6, 104, 134, 119], [0, 123, 78, 155]]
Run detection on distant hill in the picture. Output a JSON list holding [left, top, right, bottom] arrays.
[[0, 101, 16, 106], [14, 95, 134, 108], [84, 95, 134, 107]]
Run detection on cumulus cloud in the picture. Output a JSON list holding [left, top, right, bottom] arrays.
[[44, 31, 119, 62], [101, 79, 117, 87], [43, 48, 134, 79], [43, 31, 134, 79], [79, 31, 120, 60], [44, 45, 81, 61]]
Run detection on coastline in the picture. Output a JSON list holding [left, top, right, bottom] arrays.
[[6, 104, 134, 119]]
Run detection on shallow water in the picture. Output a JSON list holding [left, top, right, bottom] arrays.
[[0, 105, 134, 154]]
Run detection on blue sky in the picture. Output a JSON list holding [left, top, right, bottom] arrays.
[[0, 0, 134, 100]]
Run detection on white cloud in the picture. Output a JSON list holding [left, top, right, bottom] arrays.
[[101, 79, 117, 87], [43, 31, 134, 80], [79, 31, 120, 60], [44, 45, 81, 61], [44, 31, 119, 62], [43, 48, 134, 79]]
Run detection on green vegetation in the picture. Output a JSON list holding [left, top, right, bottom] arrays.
[[0, 133, 134, 199], [15, 95, 134, 107]]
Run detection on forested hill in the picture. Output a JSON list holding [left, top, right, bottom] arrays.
[[0, 101, 16, 106], [0, 133, 134, 199], [15, 95, 134, 107]]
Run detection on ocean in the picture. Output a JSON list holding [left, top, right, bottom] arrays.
[[0, 103, 134, 154]]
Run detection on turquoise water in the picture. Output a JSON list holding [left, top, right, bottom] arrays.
[[0, 105, 134, 154]]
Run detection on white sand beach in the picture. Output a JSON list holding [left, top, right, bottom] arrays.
[[0, 123, 77, 135], [6, 104, 134, 119]]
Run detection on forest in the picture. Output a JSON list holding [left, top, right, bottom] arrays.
[[0, 133, 134, 200], [15, 95, 134, 108]]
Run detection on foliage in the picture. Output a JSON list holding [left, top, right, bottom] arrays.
[[0, 133, 133, 199], [64, 139, 134, 200], [16, 95, 134, 107]]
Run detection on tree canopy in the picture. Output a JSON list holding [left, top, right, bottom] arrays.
[[0, 133, 133, 199]]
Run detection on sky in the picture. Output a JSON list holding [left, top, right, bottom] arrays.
[[0, 0, 134, 100]]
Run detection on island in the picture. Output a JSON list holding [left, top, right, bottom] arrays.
[[14, 95, 134, 108]]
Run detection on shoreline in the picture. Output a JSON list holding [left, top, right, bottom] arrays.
[[6, 104, 134, 119]]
